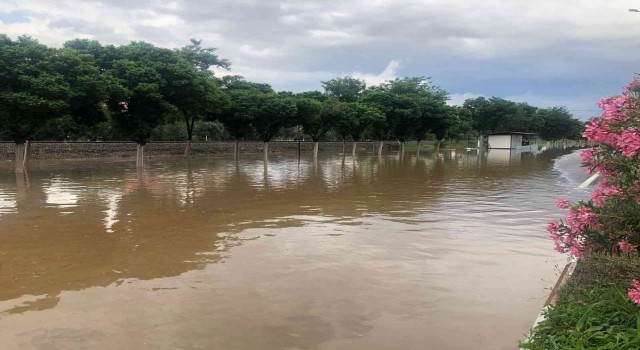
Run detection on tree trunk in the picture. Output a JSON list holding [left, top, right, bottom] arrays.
[[313, 141, 319, 159], [342, 139, 346, 154], [400, 141, 405, 155], [234, 139, 239, 160], [436, 140, 442, 151], [378, 141, 384, 158], [136, 144, 145, 168], [15, 142, 26, 174], [416, 140, 421, 157], [184, 139, 192, 157], [263, 142, 268, 162], [352, 141, 357, 157], [184, 114, 195, 158], [23, 140, 31, 169], [263, 142, 269, 175]]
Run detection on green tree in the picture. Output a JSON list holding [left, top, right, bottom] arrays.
[[538, 106, 583, 142], [220, 75, 273, 93], [321, 76, 366, 102], [175, 40, 230, 156], [179, 38, 230, 75], [83, 116, 124, 141], [341, 102, 385, 156], [365, 90, 420, 152], [568, 119, 586, 140], [445, 106, 474, 146], [412, 83, 450, 151], [495, 102, 540, 132], [215, 77, 274, 158], [168, 65, 224, 156], [151, 121, 187, 141], [52, 47, 113, 140], [107, 41, 224, 157], [464, 97, 541, 135], [250, 93, 297, 159], [63, 39, 120, 73], [194, 120, 228, 141], [360, 90, 394, 154], [463, 97, 492, 136], [297, 90, 328, 102], [429, 105, 457, 150], [295, 96, 344, 158], [365, 77, 448, 154], [295, 97, 323, 157], [106, 52, 172, 167], [0, 35, 70, 173], [52, 115, 79, 140]]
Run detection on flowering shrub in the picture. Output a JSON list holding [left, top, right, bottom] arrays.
[[547, 78, 640, 258], [629, 279, 640, 306]]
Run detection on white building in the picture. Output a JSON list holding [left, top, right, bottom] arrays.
[[487, 132, 538, 151]]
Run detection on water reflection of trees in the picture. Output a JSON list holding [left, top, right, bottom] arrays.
[[0, 148, 574, 312]]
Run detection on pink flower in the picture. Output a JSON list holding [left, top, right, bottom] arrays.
[[591, 188, 606, 206], [565, 209, 581, 234], [619, 240, 637, 254], [625, 78, 640, 93], [555, 198, 570, 209], [596, 94, 633, 122], [583, 120, 619, 146], [628, 280, 640, 306], [617, 129, 640, 159], [549, 76, 640, 259], [580, 149, 595, 165], [577, 206, 597, 225], [568, 244, 584, 258], [590, 186, 618, 207], [554, 242, 566, 254], [564, 206, 600, 237], [605, 185, 621, 196], [546, 221, 563, 234]]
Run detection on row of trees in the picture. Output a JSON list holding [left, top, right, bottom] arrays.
[[0, 34, 585, 173]]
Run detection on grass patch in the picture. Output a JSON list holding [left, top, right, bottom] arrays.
[[521, 254, 640, 349]]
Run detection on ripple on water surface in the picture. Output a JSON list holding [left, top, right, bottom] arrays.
[[0, 148, 584, 350]]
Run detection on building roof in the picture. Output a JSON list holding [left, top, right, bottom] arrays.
[[487, 132, 536, 136]]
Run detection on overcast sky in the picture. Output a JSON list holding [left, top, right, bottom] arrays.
[[1, 0, 639, 119]]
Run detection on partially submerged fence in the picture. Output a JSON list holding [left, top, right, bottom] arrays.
[[0, 141, 397, 160]]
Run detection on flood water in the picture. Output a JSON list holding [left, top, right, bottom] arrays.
[[0, 148, 586, 350]]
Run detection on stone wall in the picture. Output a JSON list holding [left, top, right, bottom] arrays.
[[0, 141, 394, 160]]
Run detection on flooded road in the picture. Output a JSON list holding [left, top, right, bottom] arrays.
[[0, 148, 585, 350]]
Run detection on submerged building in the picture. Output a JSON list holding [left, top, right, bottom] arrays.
[[487, 132, 538, 152]]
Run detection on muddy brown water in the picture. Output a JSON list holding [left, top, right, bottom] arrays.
[[0, 149, 586, 350]]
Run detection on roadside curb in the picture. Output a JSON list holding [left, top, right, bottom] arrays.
[[520, 258, 578, 349]]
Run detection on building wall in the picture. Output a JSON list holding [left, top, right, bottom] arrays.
[[488, 135, 513, 149], [511, 135, 523, 148]]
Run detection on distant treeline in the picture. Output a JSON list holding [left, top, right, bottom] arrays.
[[1, 34, 584, 150]]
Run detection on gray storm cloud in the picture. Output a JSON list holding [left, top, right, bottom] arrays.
[[1, 0, 638, 119]]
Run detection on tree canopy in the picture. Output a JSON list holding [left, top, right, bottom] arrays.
[[0, 35, 70, 143], [0, 33, 586, 148], [321, 76, 366, 103]]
